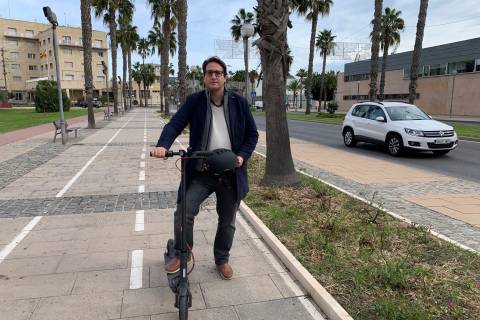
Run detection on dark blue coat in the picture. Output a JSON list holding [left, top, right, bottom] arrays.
[[156, 90, 259, 201]]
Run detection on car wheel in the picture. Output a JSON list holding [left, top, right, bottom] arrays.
[[433, 150, 450, 156], [343, 128, 356, 147], [387, 134, 403, 156]]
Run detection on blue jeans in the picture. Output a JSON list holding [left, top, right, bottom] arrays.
[[174, 171, 239, 265]]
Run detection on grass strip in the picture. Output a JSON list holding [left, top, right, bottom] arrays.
[[245, 154, 480, 320]]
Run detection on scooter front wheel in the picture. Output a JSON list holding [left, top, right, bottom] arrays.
[[178, 295, 188, 320]]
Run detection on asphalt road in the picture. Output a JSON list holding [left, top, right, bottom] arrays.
[[253, 116, 480, 183]]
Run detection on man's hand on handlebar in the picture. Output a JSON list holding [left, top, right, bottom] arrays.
[[150, 146, 168, 159]]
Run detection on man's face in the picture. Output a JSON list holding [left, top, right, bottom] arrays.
[[203, 62, 226, 91]]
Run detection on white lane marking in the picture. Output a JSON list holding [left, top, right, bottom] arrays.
[[135, 210, 145, 232], [140, 161, 145, 168], [237, 215, 324, 319], [138, 185, 145, 193], [0, 216, 43, 263], [139, 170, 145, 181], [141, 153, 145, 160], [129, 250, 143, 289], [56, 117, 134, 197], [142, 147, 146, 152]]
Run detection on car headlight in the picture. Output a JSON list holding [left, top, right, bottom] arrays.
[[404, 128, 424, 136]]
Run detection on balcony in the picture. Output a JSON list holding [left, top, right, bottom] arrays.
[[4, 31, 38, 40], [59, 40, 108, 50]]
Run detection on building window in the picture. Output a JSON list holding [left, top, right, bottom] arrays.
[[49, 50, 52, 56], [447, 60, 475, 74], [45, 64, 48, 70], [28, 53, 36, 59], [64, 48, 73, 55], [7, 40, 18, 46], [7, 27, 17, 36], [344, 73, 369, 82], [29, 65, 37, 71], [9, 52, 19, 60], [96, 75, 105, 81], [48, 38, 51, 44], [30, 77, 38, 80], [96, 52, 104, 58], [79, 38, 83, 46], [64, 74, 74, 81], [476, 59, 480, 72], [25, 30, 34, 37], [64, 62, 74, 69], [94, 40, 103, 48], [423, 65, 430, 77], [62, 36, 71, 44], [15, 92, 23, 100], [10, 64, 20, 69], [50, 63, 53, 69], [41, 65, 44, 71], [97, 63, 103, 68], [13, 76, 22, 82], [429, 64, 446, 76], [43, 39, 46, 46]]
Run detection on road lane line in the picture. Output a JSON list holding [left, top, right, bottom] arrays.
[[135, 210, 145, 232], [56, 116, 134, 197], [138, 185, 144, 193], [139, 170, 145, 181], [0, 216, 43, 264], [141, 153, 145, 160], [129, 250, 143, 289], [140, 161, 145, 168]]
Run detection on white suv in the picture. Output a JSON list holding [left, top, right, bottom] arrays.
[[342, 101, 458, 156]]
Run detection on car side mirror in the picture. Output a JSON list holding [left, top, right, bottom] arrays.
[[375, 116, 386, 122]]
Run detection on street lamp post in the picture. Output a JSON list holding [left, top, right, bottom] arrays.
[[118, 76, 123, 114], [101, 60, 110, 120], [241, 22, 254, 104], [357, 81, 360, 102], [43, 6, 66, 144]]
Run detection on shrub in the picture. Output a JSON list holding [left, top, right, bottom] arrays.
[[34, 80, 71, 113], [0, 90, 8, 102], [327, 101, 338, 114], [133, 99, 139, 105]]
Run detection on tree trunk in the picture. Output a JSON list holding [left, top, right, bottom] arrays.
[[319, 53, 327, 113], [128, 50, 132, 109], [409, 0, 429, 104], [144, 82, 148, 108], [177, 0, 187, 105], [256, 0, 299, 186], [369, 0, 383, 100], [137, 82, 143, 107], [243, 36, 249, 102], [108, 6, 118, 115], [299, 81, 303, 109], [122, 46, 127, 111], [161, 4, 171, 115], [379, 41, 389, 101], [305, 10, 318, 115], [80, 0, 95, 128]]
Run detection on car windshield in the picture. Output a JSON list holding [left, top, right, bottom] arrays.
[[385, 105, 430, 121]]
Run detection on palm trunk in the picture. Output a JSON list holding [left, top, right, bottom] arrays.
[[144, 83, 148, 108], [122, 45, 127, 111], [409, 0, 429, 104], [379, 41, 389, 101], [299, 81, 303, 109], [319, 53, 327, 113], [161, 6, 171, 115], [128, 50, 132, 109], [177, 0, 187, 105], [305, 10, 318, 115], [137, 82, 142, 107], [108, 6, 118, 115], [369, 0, 383, 100], [80, 0, 95, 128], [257, 0, 299, 186]]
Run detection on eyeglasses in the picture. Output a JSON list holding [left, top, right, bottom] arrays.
[[205, 70, 224, 78]]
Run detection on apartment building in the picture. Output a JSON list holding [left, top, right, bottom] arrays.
[[336, 37, 480, 116], [0, 18, 108, 103]]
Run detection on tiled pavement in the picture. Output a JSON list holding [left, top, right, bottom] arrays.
[[0, 109, 326, 320]]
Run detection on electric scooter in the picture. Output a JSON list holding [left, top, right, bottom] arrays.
[[151, 148, 237, 320]]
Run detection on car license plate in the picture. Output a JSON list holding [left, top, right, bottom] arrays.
[[434, 139, 450, 144]]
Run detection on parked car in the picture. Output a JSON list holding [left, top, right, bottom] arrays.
[[76, 98, 101, 108], [342, 101, 458, 156]]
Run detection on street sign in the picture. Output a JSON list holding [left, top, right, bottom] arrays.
[[251, 91, 256, 97]]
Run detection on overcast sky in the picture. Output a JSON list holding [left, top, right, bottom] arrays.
[[2, 0, 480, 76]]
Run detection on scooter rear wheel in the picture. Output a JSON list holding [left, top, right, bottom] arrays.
[[179, 295, 188, 320]]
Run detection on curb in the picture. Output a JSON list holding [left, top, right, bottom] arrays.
[[239, 202, 354, 320]]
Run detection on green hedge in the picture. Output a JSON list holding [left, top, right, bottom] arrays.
[[34, 80, 71, 113]]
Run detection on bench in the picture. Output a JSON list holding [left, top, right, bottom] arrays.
[[52, 120, 80, 143]]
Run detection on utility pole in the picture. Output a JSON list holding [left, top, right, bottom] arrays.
[[101, 60, 110, 120], [1, 48, 8, 91]]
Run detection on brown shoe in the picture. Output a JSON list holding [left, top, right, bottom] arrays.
[[216, 263, 233, 280], [165, 256, 192, 274]]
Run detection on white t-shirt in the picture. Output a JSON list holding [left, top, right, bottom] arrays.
[[208, 103, 232, 151]]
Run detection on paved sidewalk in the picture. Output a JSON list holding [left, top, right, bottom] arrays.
[[0, 109, 326, 320], [255, 131, 480, 252]]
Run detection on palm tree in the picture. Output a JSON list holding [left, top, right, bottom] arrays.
[[132, 62, 143, 107], [186, 65, 202, 93], [248, 69, 259, 105], [373, 7, 404, 100], [136, 37, 150, 108], [255, 0, 299, 186], [296, 68, 307, 109], [409, 0, 429, 104], [124, 24, 139, 110], [93, 0, 120, 115], [369, 0, 383, 100], [230, 9, 255, 41], [148, 24, 163, 108], [294, 0, 333, 115], [176, 0, 187, 105], [117, 1, 134, 111], [315, 29, 335, 111], [80, 0, 95, 128], [143, 64, 156, 107], [287, 79, 301, 110]]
